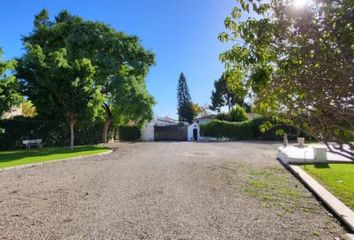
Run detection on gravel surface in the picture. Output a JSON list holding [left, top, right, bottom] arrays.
[[0, 142, 346, 239]]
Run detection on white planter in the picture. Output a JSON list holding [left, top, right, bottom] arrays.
[[297, 137, 305, 146], [314, 146, 327, 162]]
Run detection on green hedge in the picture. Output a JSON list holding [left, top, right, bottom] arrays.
[[200, 117, 304, 141], [0, 117, 104, 150], [200, 119, 254, 140], [119, 126, 141, 141]]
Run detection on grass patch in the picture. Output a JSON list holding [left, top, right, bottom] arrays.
[[301, 163, 354, 210], [0, 145, 110, 169], [241, 166, 312, 212]]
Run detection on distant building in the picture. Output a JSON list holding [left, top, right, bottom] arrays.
[[139, 116, 203, 142], [194, 115, 215, 125], [140, 116, 180, 141]]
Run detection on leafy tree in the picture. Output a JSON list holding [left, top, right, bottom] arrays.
[[177, 73, 194, 123], [220, 0, 354, 159], [210, 72, 248, 112], [110, 69, 155, 128], [18, 44, 104, 150], [192, 103, 208, 117], [18, 9, 155, 143], [0, 49, 22, 118]]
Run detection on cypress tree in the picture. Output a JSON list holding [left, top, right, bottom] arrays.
[[177, 73, 194, 123]]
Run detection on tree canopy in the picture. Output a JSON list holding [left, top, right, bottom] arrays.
[[0, 49, 22, 117], [177, 73, 194, 123], [220, 0, 354, 158], [210, 72, 248, 112], [18, 44, 104, 149], [17, 9, 155, 144]]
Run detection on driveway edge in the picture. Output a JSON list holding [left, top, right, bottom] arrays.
[[288, 164, 354, 233], [0, 149, 113, 172]]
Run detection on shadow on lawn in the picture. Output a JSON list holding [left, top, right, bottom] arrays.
[[313, 163, 331, 169], [0, 146, 106, 163]]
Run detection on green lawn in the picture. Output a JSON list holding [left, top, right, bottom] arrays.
[[0, 145, 110, 169], [301, 163, 354, 210]]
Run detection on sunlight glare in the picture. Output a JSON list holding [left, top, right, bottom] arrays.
[[293, 0, 308, 8]]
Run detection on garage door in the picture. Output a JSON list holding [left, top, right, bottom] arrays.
[[154, 125, 188, 141]]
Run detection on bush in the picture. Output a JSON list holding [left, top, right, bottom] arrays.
[[215, 112, 231, 121], [0, 117, 104, 150], [215, 105, 248, 122], [200, 117, 305, 141], [119, 126, 141, 141], [229, 105, 248, 122], [200, 119, 254, 140]]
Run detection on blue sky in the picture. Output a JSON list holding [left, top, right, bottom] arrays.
[[0, 0, 236, 118]]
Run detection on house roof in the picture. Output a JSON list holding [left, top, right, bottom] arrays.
[[194, 115, 215, 121]]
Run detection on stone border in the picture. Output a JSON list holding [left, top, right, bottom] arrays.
[[343, 234, 354, 240], [287, 164, 354, 233], [0, 149, 113, 172]]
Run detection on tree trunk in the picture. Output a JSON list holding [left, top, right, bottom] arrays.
[[102, 117, 111, 143], [69, 118, 76, 151], [102, 103, 112, 143], [227, 97, 232, 111], [114, 127, 120, 140]]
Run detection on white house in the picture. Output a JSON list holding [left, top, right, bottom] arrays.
[[187, 122, 200, 141], [194, 115, 214, 125], [140, 116, 200, 141], [140, 116, 179, 141]]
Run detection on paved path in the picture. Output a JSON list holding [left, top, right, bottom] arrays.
[[0, 142, 345, 239]]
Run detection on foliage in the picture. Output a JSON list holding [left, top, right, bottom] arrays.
[[302, 163, 354, 210], [119, 126, 141, 141], [210, 72, 248, 112], [200, 119, 254, 140], [214, 112, 231, 122], [0, 145, 109, 169], [110, 72, 155, 128], [214, 105, 248, 122], [0, 49, 22, 117], [18, 9, 155, 144], [220, 0, 354, 159], [177, 73, 194, 123], [18, 43, 104, 149], [200, 117, 302, 141], [191, 103, 208, 117], [21, 100, 37, 117], [0, 117, 104, 150], [229, 105, 248, 122]]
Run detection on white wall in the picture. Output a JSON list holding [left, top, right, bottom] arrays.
[[188, 123, 200, 141], [140, 123, 154, 141]]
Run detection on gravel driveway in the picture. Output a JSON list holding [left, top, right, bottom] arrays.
[[0, 142, 345, 239]]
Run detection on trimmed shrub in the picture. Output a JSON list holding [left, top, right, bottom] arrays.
[[0, 117, 104, 150], [200, 117, 309, 141], [200, 119, 254, 140], [119, 126, 141, 141]]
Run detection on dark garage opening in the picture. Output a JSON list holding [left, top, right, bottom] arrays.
[[154, 125, 188, 141]]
